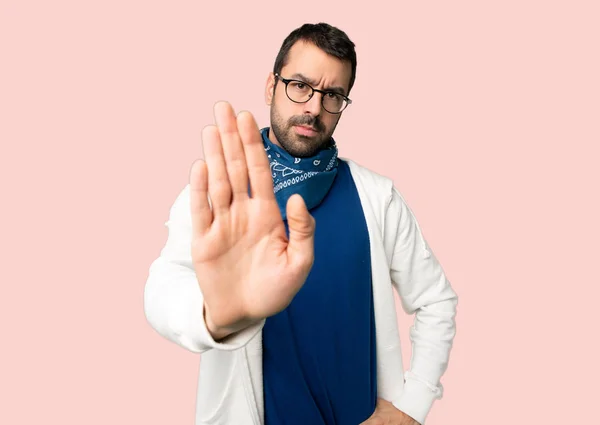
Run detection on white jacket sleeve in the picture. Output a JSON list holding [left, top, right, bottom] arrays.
[[386, 187, 458, 424], [143, 184, 265, 353]]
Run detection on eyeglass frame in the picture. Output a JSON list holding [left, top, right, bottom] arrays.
[[274, 73, 352, 114]]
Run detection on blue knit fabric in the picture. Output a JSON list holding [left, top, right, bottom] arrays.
[[262, 159, 377, 425]]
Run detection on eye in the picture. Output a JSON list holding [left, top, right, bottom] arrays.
[[326, 92, 341, 99]]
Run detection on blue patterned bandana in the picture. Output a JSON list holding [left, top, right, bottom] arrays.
[[260, 127, 339, 220]]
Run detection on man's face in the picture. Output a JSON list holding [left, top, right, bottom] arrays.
[[266, 41, 352, 158]]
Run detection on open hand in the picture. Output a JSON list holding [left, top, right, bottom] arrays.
[[189, 101, 316, 339]]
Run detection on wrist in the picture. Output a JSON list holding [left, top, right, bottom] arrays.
[[203, 303, 258, 341], [203, 303, 232, 341]]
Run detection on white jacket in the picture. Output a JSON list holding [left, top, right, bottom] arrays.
[[144, 158, 458, 425]]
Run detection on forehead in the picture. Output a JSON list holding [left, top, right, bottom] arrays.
[[281, 41, 352, 92]]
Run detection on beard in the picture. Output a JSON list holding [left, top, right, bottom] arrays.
[[270, 101, 337, 158]]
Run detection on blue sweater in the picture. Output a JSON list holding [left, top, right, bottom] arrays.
[[262, 159, 377, 425]]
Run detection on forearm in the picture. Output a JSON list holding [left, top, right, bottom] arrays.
[[144, 256, 217, 353], [386, 186, 458, 423], [397, 262, 458, 391], [144, 255, 265, 352]]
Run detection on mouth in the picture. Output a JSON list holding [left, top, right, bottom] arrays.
[[294, 125, 319, 137]]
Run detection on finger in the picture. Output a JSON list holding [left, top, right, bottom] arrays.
[[237, 111, 275, 200], [286, 194, 315, 270], [202, 125, 232, 215], [213, 101, 249, 201], [189, 158, 212, 235]]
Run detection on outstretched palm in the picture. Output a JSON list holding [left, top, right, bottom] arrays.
[[189, 102, 315, 338]]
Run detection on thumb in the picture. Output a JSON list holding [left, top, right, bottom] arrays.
[[285, 194, 315, 267]]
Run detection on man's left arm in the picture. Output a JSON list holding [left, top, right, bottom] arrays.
[[384, 186, 459, 424]]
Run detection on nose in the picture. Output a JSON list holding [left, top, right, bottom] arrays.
[[303, 92, 323, 117]]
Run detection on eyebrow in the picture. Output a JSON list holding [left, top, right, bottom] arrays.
[[289, 73, 347, 96]]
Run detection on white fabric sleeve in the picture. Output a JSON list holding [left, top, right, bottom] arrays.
[[385, 187, 458, 424]]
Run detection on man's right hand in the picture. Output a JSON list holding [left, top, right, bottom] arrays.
[[189, 101, 316, 340]]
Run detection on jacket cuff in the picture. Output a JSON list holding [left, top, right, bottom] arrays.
[[393, 376, 442, 424], [168, 290, 265, 352]]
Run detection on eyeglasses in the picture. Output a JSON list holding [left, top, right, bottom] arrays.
[[274, 73, 352, 114]]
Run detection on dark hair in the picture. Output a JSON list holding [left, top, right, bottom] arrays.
[[273, 22, 357, 94]]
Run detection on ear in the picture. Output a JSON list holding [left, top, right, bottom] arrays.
[[265, 72, 276, 106]]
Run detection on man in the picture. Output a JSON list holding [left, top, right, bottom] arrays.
[[144, 22, 458, 425]]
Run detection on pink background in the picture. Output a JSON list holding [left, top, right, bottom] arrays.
[[1, 0, 599, 423]]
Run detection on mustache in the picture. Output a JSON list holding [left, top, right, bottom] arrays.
[[288, 116, 325, 132]]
